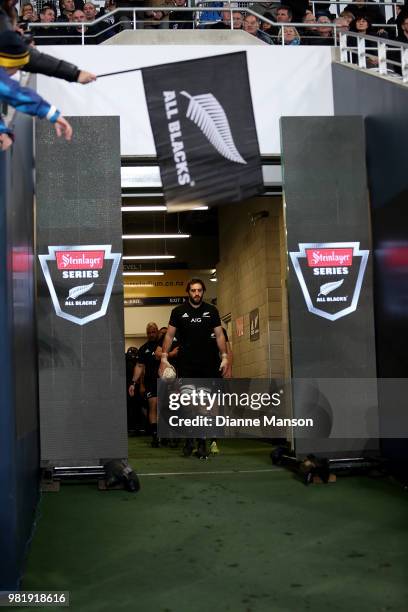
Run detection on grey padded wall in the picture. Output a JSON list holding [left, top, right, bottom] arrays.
[[0, 110, 39, 589], [280, 116, 378, 458], [36, 117, 127, 466], [332, 64, 408, 464]]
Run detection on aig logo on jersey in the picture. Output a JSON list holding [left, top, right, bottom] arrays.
[[38, 245, 121, 326], [289, 242, 369, 321]]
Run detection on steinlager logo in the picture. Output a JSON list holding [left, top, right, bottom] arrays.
[[38, 245, 121, 326], [289, 242, 369, 321]]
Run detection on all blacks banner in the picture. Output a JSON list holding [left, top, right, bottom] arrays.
[[142, 52, 263, 211]]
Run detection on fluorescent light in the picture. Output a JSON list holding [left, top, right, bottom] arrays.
[[121, 205, 208, 212], [122, 255, 175, 260], [122, 234, 190, 239], [121, 206, 167, 212], [123, 271, 164, 276], [124, 283, 154, 288]]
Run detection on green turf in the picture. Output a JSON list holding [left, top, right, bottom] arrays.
[[22, 438, 408, 612]]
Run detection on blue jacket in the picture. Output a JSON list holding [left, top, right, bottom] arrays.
[[0, 67, 60, 136]]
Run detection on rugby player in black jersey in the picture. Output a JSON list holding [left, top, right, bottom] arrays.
[[159, 278, 230, 458], [129, 322, 161, 447]]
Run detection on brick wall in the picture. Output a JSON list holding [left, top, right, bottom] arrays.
[[217, 196, 290, 379]]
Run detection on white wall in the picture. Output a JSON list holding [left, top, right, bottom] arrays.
[[125, 305, 177, 338], [37, 45, 334, 156], [124, 271, 217, 336]]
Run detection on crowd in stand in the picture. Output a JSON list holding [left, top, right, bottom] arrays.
[[7, 0, 408, 45]]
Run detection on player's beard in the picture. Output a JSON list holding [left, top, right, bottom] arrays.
[[190, 295, 203, 306]]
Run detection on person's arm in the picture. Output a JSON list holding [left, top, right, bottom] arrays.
[[128, 363, 144, 397], [224, 339, 233, 379], [0, 71, 72, 139], [155, 344, 179, 360], [214, 325, 228, 376], [158, 325, 176, 376], [0, 116, 13, 150], [25, 47, 96, 84], [0, 131, 13, 151]]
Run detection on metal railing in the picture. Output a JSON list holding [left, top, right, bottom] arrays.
[[25, 2, 405, 46], [339, 31, 408, 83], [22, 7, 367, 43]]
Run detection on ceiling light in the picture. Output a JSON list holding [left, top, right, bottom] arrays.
[[123, 271, 164, 276], [121, 205, 167, 212], [122, 234, 190, 239], [122, 255, 175, 260], [166, 203, 209, 212]]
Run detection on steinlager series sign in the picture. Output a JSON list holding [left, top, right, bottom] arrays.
[[289, 242, 369, 321], [38, 245, 121, 326]]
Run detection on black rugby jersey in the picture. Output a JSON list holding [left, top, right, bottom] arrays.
[[137, 340, 159, 388], [169, 301, 221, 368]]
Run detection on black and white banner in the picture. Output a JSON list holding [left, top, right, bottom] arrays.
[[142, 52, 263, 211]]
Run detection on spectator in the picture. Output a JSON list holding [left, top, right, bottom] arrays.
[[301, 10, 318, 40], [260, 10, 274, 37], [339, 10, 355, 26], [144, 0, 171, 29], [0, 30, 72, 151], [59, 0, 84, 12], [83, 2, 109, 41], [19, 3, 38, 24], [285, 0, 308, 22], [344, 0, 384, 25], [333, 15, 349, 40], [40, 5, 57, 23], [83, 1, 98, 20], [210, 9, 243, 30], [386, 4, 401, 39], [315, 14, 334, 45], [276, 5, 292, 24], [244, 13, 273, 42], [0, 0, 95, 83], [57, 0, 75, 21], [251, 2, 279, 17], [349, 14, 378, 66], [72, 8, 86, 24], [169, 0, 194, 29], [267, 5, 292, 39], [99, 0, 120, 37], [115, 0, 145, 31], [277, 25, 301, 44], [397, 13, 408, 42], [350, 13, 373, 35], [196, 1, 223, 28], [35, 5, 61, 44]]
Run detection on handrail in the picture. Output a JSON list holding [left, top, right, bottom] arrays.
[[339, 31, 408, 83]]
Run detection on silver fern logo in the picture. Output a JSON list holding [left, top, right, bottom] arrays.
[[318, 279, 344, 297], [67, 282, 94, 300], [180, 91, 247, 165]]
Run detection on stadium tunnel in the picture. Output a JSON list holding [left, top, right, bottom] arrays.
[[1, 22, 408, 607]]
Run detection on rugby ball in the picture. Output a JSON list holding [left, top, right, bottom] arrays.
[[161, 365, 176, 380]]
